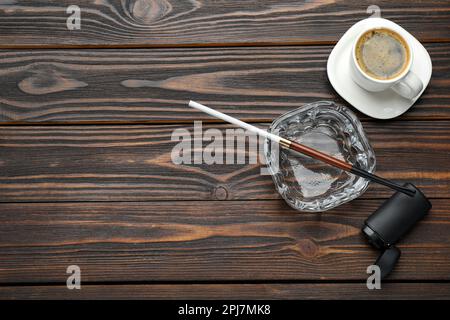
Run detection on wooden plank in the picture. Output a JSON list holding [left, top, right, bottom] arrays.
[[0, 43, 448, 123], [0, 1, 449, 47], [1, 283, 449, 300], [0, 200, 449, 283], [0, 122, 449, 202]]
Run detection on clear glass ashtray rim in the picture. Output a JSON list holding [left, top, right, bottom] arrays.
[[263, 100, 376, 212]]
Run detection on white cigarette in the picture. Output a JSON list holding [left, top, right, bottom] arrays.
[[188, 100, 282, 143]]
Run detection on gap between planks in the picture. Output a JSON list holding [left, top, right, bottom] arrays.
[[1, 38, 450, 50]]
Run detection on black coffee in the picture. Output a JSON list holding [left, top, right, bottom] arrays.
[[355, 28, 409, 80]]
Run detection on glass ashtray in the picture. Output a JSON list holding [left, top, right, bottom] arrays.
[[264, 101, 376, 212]]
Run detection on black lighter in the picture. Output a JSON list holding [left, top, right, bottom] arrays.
[[362, 183, 432, 279]]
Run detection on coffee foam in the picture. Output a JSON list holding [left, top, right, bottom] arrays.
[[355, 28, 410, 80]]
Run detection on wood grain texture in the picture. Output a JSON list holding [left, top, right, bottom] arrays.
[[0, 1, 450, 47], [0, 200, 449, 283], [1, 283, 450, 300], [0, 43, 449, 123], [0, 122, 449, 202], [1, 0, 450, 300]]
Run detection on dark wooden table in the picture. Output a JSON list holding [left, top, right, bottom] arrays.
[[0, 1, 449, 300]]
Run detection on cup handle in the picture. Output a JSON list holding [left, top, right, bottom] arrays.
[[392, 71, 423, 100]]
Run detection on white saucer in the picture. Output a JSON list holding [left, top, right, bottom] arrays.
[[327, 18, 432, 119]]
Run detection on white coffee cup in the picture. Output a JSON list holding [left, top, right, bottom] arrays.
[[349, 20, 423, 100]]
